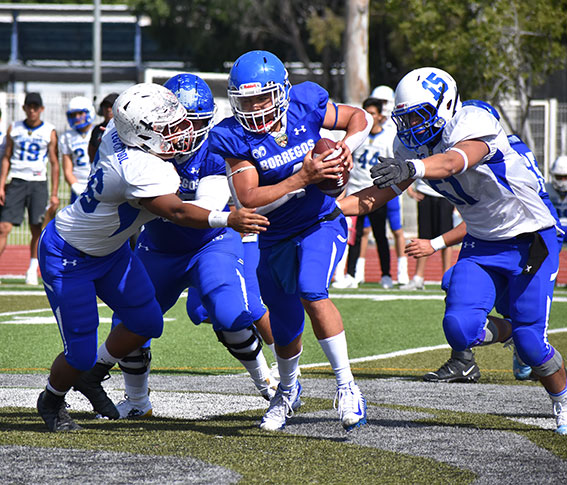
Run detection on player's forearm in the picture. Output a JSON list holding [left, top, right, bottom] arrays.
[[338, 184, 403, 216], [237, 174, 307, 209]]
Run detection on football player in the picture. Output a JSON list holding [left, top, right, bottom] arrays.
[[209, 50, 372, 432], [60, 96, 96, 203], [107, 73, 279, 419], [411, 100, 563, 383], [36, 83, 268, 432], [0, 92, 60, 286], [339, 68, 567, 435], [547, 155, 567, 242]]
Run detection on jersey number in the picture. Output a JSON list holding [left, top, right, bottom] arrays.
[[422, 73, 448, 101], [79, 168, 141, 236], [74, 147, 87, 166], [19, 141, 40, 161], [429, 176, 478, 206]]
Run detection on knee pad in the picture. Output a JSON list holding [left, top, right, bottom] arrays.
[[118, 347, 152, 375], [443, 314, 470, 351], [532, 348, 563, 377], [215, 325, 262, 362], [476, 318, 501, 346]]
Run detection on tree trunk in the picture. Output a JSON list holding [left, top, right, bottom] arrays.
[[344, 0, 369, 105]]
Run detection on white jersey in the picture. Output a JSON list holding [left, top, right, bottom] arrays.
[[546, 182, 567, 230], [8, 120, 55, 181], [347, 123, 396, 195], [59, 127, 93, 186], [55, 119, 180, 256], [394, 106, 556, 240]]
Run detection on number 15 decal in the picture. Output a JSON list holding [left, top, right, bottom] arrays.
[[422, 73, 447, 101]]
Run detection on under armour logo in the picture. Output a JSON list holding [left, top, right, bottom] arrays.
[[524, 264, 533, 273], [190, 167, 199, 174], [62, 259, 77, 267], [294, 125, 307, 136], [462, 241, 476, 249], [137, 243, 149, 252]]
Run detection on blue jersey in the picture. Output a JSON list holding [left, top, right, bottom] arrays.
[[139, 140, 227, 253], [209, 82, 337, 248], [507, 134, 561, 227]]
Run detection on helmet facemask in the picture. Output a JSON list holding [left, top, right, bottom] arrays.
[[140, 115, 194, 159], [551, 156, 567, 194], [228, 81, 289, 133], [393, 102, 445, 149]]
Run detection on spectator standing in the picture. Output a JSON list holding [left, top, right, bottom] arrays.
[[60, 96, 96, 203], [88, 93, 119, 163], [0, 92, 59, 285], [333, 96, 408, 289]]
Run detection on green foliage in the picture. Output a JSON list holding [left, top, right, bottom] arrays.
[[306, 7, 345, 54], [382, 0, 567, 105]]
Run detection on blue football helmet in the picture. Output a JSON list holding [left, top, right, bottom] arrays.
[[227, 50, 291, 133], [392, 67, 461, 150], [164, 73, 217, 157], [462, 99, 500, 120], [66, 96, 95, 131]]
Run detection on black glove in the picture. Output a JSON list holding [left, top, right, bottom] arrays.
[[370, 156, 416, 189]]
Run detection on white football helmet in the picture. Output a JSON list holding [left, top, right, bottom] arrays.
[[113, 83, 193, 158], [551, 155, 567, 193], [392, 67, 461, 150], [66, 96, 96, 130], [370, 85, 395, 118]]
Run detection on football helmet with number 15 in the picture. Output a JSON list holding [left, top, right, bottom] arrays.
[[392, 67, 461, 150]]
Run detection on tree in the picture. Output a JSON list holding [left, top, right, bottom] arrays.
[[380, 0, 567, 141], [128, 0, 347, 98], [344, 0, 370, 104]]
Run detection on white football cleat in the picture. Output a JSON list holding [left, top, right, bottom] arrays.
[[334, 381, 367, 431], [551, 393, 567, 435], [259, 381, 302, 431], [116, 394, 153, 419]]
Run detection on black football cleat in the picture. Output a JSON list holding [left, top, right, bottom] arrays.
[[73, 363, 119, 419], [37, 390, 82, 432], [423, 356, 481, 383]]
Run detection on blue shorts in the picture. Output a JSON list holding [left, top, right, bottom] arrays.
[[257, 214, 348, 346], [360, 196, 402, 231], [443, 226, 559, 367], [136, 228, 254, 333], [386, 196, 402, 232], [185, 236, 267, 325], [38, 220, 163, 371]]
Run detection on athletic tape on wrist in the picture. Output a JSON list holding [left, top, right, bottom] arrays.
[[208, 210, 230, 228], [430, 235, 447, 251], [409, 159, 425, 179]]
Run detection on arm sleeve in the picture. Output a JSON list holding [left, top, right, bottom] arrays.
[[186, 174, 230, 211]]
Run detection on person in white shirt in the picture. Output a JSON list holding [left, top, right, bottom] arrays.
[[0, 92, 60, 286], [60, 96, 96, 204], [339, 67, 566, 435], [35, 83, 268, 432]]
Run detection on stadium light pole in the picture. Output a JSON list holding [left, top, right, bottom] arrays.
[[93, 0, 102, 104]]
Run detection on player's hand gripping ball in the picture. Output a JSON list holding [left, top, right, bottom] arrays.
[[313, 137, 349, 197]]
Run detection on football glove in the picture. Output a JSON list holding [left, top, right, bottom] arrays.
[[371, 157, 416, 189]]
